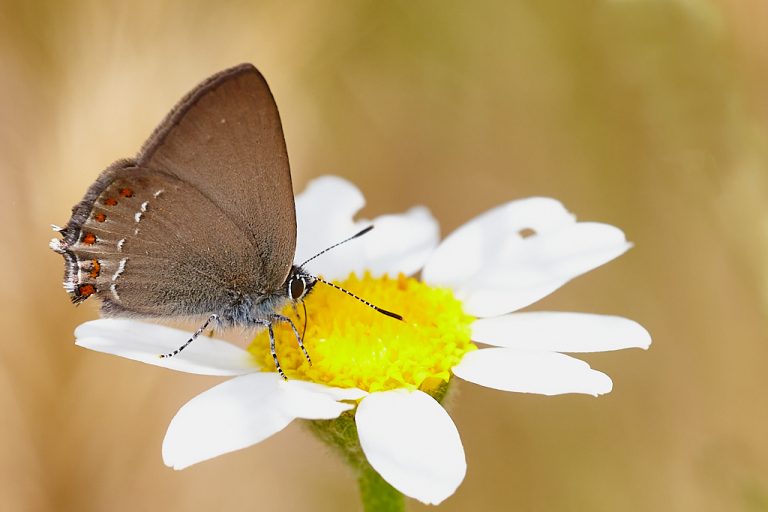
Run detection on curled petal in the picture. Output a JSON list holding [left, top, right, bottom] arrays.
[[471, 312, 651, 352], [453, 347, 613, 396], [163, 374, 358, 469], [356, 390, 466, 505], [295, 176, 438, 280], [283, 379, 368, 406], [424, 198, 630, 316], [75, 319, 257, 376]]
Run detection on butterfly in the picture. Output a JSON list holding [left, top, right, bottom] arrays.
[[50, 64, 400, 378]]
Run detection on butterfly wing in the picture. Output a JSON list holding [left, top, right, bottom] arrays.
[[51, 64, 295, 322], [138, 64, 295, 289]]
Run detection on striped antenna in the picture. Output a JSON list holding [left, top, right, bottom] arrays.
[[300, 225, 404, 322], [315, 276, 404, 321], [299, 225, 373, 267]]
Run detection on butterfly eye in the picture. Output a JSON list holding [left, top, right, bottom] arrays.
[[289, 277, 306, 300]]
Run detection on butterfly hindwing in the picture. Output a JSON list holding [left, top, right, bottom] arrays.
[[54, 162, 267, 321]]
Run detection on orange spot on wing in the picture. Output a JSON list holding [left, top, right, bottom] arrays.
[[94, 213, 106, 222], [89, 259, 101, 278], [119, 188, 134, 198], [77, 284, 95, 297], [82, 233, 96, 245], [104, 197, 118, 206]]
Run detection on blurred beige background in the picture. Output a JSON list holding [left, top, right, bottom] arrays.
[[2, 1, 767, 510]]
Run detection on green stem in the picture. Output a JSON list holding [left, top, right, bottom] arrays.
[[305, 413, 406, 512], [304, 380, 453, 511], [358, 462, 405, 512]]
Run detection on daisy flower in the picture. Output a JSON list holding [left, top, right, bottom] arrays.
[[75, 175, 651, 507]]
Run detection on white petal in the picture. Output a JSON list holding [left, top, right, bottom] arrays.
[[295, 176, 365, 273], [356, 390, 465, 505], [294, 175, 439, 280], [460, 223, 630, 316], [424, 197, 631, 316], [286, 380, 368, 402], [453, 348, 613, 396], [472, 312, 651, 352], [163, 374, 358, 469], [423, 197, 574, 287], [360, 206, 439, 278], [75, 319, 257, 376], [279, 379, 363, 420]]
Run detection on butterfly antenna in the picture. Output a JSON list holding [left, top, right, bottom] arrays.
[[315, 276, 404, 321], [299, 225, 374, 267], [300, 225, 404, 321]]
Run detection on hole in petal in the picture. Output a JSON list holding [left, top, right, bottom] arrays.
[[518, 228, 536, 238]]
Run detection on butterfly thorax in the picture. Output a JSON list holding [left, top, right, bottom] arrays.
[[215, 265, 316, 328]]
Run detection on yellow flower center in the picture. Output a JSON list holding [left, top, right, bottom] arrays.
[[248, 273, 476, 393]]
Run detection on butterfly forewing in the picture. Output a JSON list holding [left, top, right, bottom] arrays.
[[138, 64, 295, 290]]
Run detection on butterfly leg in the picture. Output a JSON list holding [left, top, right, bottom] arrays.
[[290, 303, 309, 353], [272, 314, 312, 366], [159, 314, 218, 358], [296, 302, 309, 353], [265, 322, 286, 380]]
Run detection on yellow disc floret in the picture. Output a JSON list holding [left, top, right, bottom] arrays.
[[248, 273, 476, 392]]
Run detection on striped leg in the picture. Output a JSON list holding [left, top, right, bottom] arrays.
[[272, 314, 312, 366], [266, 323, 286, 380], [159, 314, 218, 358]]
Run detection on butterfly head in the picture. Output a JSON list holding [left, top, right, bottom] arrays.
[[286, 265, 317, 302]]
